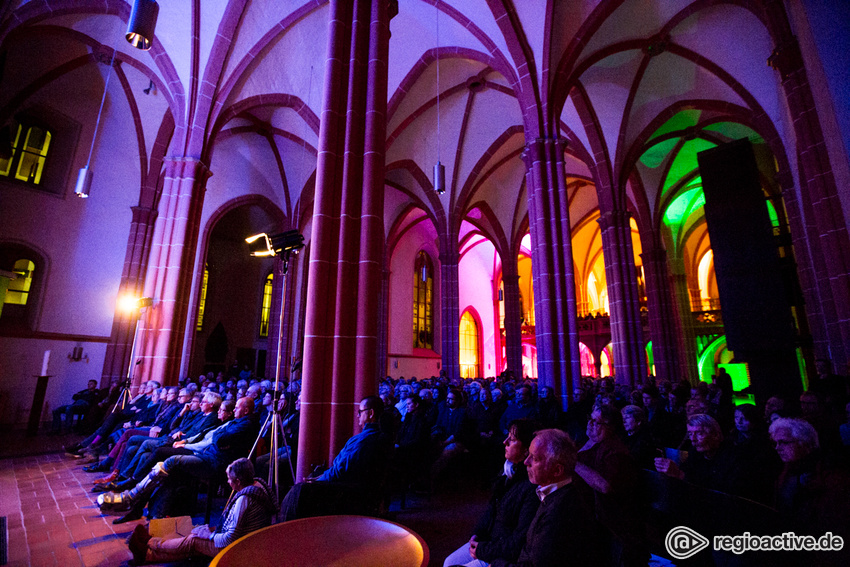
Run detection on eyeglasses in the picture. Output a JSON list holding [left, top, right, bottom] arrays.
[[587, 418, 609, 427], [357, 408, 369, 415]]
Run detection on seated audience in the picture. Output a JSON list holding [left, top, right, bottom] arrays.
[[770, 417, 850, 566], [255, 393, 301, 492], [431, 388, 474, 482], [620, 405, 657, 469], [576, 405, 646, 567], [125, 458, 276, 565], [654, 413, 768, 501], [93, 392, 221, 492], [498, 385, 538, 437], [443, 419, 541, 567], [279, 395, 389, 521], [50, 379, 101, 435], [98, 396, 257, 523], [505, 428, 602, 567]]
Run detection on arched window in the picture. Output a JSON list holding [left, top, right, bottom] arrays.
[[413, 251, 434, 349], [1, 245, 43, 330], [579, 342, 596, 378], [0, 120, 52, 185], [459, 311, 479, 378], [196, 264, 209, 331], [259, 272, 274, 338], [4, 259, 34, 305]]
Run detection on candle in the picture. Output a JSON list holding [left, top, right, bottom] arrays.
[[41, 350, 50, 376]]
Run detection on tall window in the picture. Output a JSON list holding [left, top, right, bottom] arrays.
[[4, 259, 34, 305], [413, 251, 434, 349], [0, 120, 52, 185], [259, 272, 274, 337], [196, 264, 209, 331], [459, 311, 479, 378]]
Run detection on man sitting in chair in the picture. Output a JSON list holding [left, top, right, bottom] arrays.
[[280, 395, 389, 521], [502, 428, 603, 567]]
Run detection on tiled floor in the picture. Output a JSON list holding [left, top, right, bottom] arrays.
[[1, 453, 144, 567], [0, 433, 673, 567], [0, 445, 482, 567]]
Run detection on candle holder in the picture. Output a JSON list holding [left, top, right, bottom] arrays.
[[27, 374, 53, 437]]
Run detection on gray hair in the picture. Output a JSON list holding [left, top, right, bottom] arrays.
[[203, 391, 222, 408], [687, 413, 722, 440], [769, 418, 819, 452], [533, 428, 577, 473], [226, 458, 255, 486], [621, 405, 646, 423]]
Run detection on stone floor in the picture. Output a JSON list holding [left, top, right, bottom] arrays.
[[0, 429, 675, 567], [0, 452, 148, 566], [0, 428, 485, 567]]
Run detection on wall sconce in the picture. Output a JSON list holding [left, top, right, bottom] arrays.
[[68, 346, 89, 363], [126, 0, 159, 51], [143, 80, 156, 95]]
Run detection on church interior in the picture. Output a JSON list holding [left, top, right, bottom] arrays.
[[1, 0, 849, 565]]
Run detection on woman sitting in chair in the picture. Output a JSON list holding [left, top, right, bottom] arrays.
[[126, 458, 277, 565], [443, 418, 541, 567]]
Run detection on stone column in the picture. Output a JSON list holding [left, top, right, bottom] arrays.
[[670, 264, 699, 384], [375, 266, 390, 380], [523, 137, 580, 409], [597, 209, 646, 387], [439, 242, 461, 382], [641, 246, 680, 383], [769, 36, 850, 367], [297, 0, 391, 482], [502, 270, 523, 379], [100, 205, 158, 387], [136, 158, 209, 387]]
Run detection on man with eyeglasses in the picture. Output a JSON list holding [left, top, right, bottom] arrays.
[[654, 413, 763, 501], [280, 395, 389, 520]]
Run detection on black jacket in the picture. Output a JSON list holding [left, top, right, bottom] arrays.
[[474, 465, 539, 563], [495, 480, 602, 567]]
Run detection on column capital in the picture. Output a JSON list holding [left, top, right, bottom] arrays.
[[162, 156, 212, 180], [130, 205, 158, 224], [768, 36, 803, 81], [640, 247, 668, 264], [597, 209, 632, 231], [521, 137, 569, 169]]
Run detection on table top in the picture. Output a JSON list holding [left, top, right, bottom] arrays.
[[210, 514, 429, 567]]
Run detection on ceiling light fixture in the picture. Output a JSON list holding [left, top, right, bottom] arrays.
[[75, 48, 117, 199], [126, 0, 159, 51], [433, 3, 445, 195]]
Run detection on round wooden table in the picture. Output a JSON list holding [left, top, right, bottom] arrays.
[[209, 515, 429, 567]]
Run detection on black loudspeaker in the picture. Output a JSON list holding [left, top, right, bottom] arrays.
[[697, 139, 800, 398]]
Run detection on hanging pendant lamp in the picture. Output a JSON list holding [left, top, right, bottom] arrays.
[[75, 48, 116, 199], [433, 3, 445, 194], [126, 0, 159, 51]]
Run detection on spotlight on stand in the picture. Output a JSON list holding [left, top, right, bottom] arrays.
[[126, 0, 159, 51], [245, 230, 305, 258], [244, 230, 304, 501], [117, 294, 154, 314]]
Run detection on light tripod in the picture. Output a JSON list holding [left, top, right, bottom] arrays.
[[244, 230, 304, 502], [112, 296, 153, 414]]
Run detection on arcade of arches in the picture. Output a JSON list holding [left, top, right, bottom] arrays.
[[2, 0, 850, 479]]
